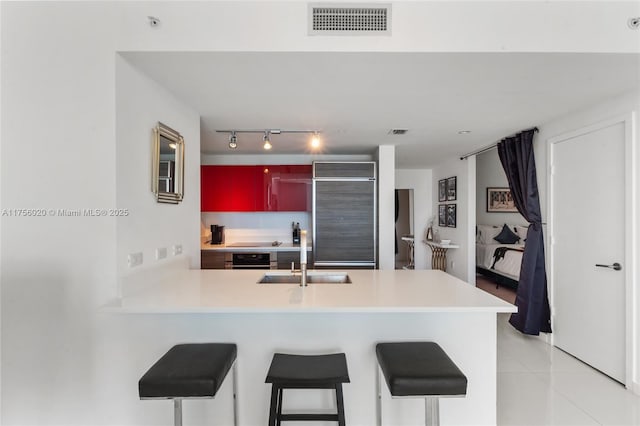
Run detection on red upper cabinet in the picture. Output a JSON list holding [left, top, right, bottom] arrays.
[[201, 165, 312, 212], [271, 165, 313, 211], [201, 165, 260, 212]]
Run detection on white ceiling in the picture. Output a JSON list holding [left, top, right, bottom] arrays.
[[122, 52, 639, 168]]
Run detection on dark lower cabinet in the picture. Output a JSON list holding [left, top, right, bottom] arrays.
[[201, 251, 226, 269], [276, 251, 313, 270], [202, 251, 312, 270]]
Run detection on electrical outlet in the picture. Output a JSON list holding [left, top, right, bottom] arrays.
[[156, 247, 167, 260], [450, 260, 455, 270], [173, 244, 183, 256], [127, 252, 143, 268]]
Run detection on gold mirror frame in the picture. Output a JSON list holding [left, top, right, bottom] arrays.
[[152, 122, 185, 204]]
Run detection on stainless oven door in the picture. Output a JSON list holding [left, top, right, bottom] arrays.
[[225, 252, 277, 269]]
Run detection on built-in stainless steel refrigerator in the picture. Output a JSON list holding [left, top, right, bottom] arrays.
[[312, 161, 377, 268]]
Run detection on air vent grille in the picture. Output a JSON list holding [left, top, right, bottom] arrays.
[[309, 4, 391, 35], [389, 129, 408, 135]]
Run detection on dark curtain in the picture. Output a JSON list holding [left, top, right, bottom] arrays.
[[497, 129, 552, 335]]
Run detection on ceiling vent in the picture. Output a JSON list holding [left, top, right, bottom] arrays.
[[389, 129, 408, 135], [309, 3, 391, 35]]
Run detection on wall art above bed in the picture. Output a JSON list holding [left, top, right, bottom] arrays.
[[487, 187, 518, 212]]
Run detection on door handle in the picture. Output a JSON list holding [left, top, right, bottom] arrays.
[[595, 262, 622, 271]]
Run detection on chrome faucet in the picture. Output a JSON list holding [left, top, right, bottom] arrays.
[[300, 229, 307, 286], [290, 229, 308, 287], [290, 261, 308, 287]]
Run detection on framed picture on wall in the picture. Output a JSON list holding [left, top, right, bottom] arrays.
[[438, 204, 446, 226], [487, 187, 518, 212], [446, 176, 457, 201], [446, 204, 457, 228], [438, 179, 446, 202]]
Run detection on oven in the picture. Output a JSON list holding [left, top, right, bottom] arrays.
[[224, 252, 277, 269]]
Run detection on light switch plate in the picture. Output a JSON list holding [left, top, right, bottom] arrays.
[[128, 252, 143, 268], [156, 247, 167, 260], [173, 244, 183, 256]]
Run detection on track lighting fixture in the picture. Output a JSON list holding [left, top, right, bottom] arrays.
[[311, 132, 320, 148], [263, 131, 272, 150], [228, 132, 238, 149], [216, 129, 322, 151]]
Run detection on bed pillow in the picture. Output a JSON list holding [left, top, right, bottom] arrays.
[[494, 224, 520, 244], [477, 225, 501, 245], [514, 225, 529, 242]]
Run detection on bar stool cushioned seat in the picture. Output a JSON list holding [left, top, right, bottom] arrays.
[[139, 343, 238, 426], [376, 342, 467, 396], [139, 343, 237, 398], [266, 353, 350, 425], [375, 342, 467, 426]]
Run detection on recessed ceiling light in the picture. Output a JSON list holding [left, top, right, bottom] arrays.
[[458, 130, 471, 135]]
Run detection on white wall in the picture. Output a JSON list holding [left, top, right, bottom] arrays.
[[1, 4, 120, 424], [396, 168, 433, 270], [432, 157, 476, 283], [2, 2, 639, 424], [116, 55, 201, 276], [377, 145, 396, 270], [476, 150, 527, 227]]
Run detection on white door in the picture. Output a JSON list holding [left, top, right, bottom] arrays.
[[550, 118, 627, 384]]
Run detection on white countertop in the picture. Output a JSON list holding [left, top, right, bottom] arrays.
[[105, 262, 516, 314], [201, 242, 312, 252]]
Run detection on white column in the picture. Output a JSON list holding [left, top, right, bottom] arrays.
[[377, 145, 395, 270]]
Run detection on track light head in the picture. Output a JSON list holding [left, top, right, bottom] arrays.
[[311, 132, 320, 149], [263, 131, 272, 150], [228, 132, 238, 149], [217, 129, 321, 151]]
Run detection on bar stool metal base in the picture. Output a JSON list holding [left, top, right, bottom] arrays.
[[377, 366, 448, 426]]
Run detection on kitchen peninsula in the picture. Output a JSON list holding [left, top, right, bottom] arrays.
[[106, 258, 515, 425]]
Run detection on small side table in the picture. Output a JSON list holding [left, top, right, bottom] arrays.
[[423, 241, 459, 272], [401, 236, 415, 270]]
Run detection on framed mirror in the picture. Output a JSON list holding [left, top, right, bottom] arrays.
[[152, 122, 184, 204]]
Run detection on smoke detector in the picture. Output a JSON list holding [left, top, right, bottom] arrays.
[[148, 16, 160, 27]]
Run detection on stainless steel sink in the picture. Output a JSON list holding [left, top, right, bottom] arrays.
[[258, 273, 352, 284]]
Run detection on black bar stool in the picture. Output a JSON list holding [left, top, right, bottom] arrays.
[[375, 342, 467, 426], [265, 353, 350, 425], [139, 343, 238, 426]]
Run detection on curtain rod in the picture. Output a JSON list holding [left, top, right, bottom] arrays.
[[459, 127, 539, 160]]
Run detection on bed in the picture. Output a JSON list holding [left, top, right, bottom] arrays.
[[476, 224, 527, 290]]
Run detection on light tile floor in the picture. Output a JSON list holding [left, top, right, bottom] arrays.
[[497, 313, 640, 425]]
